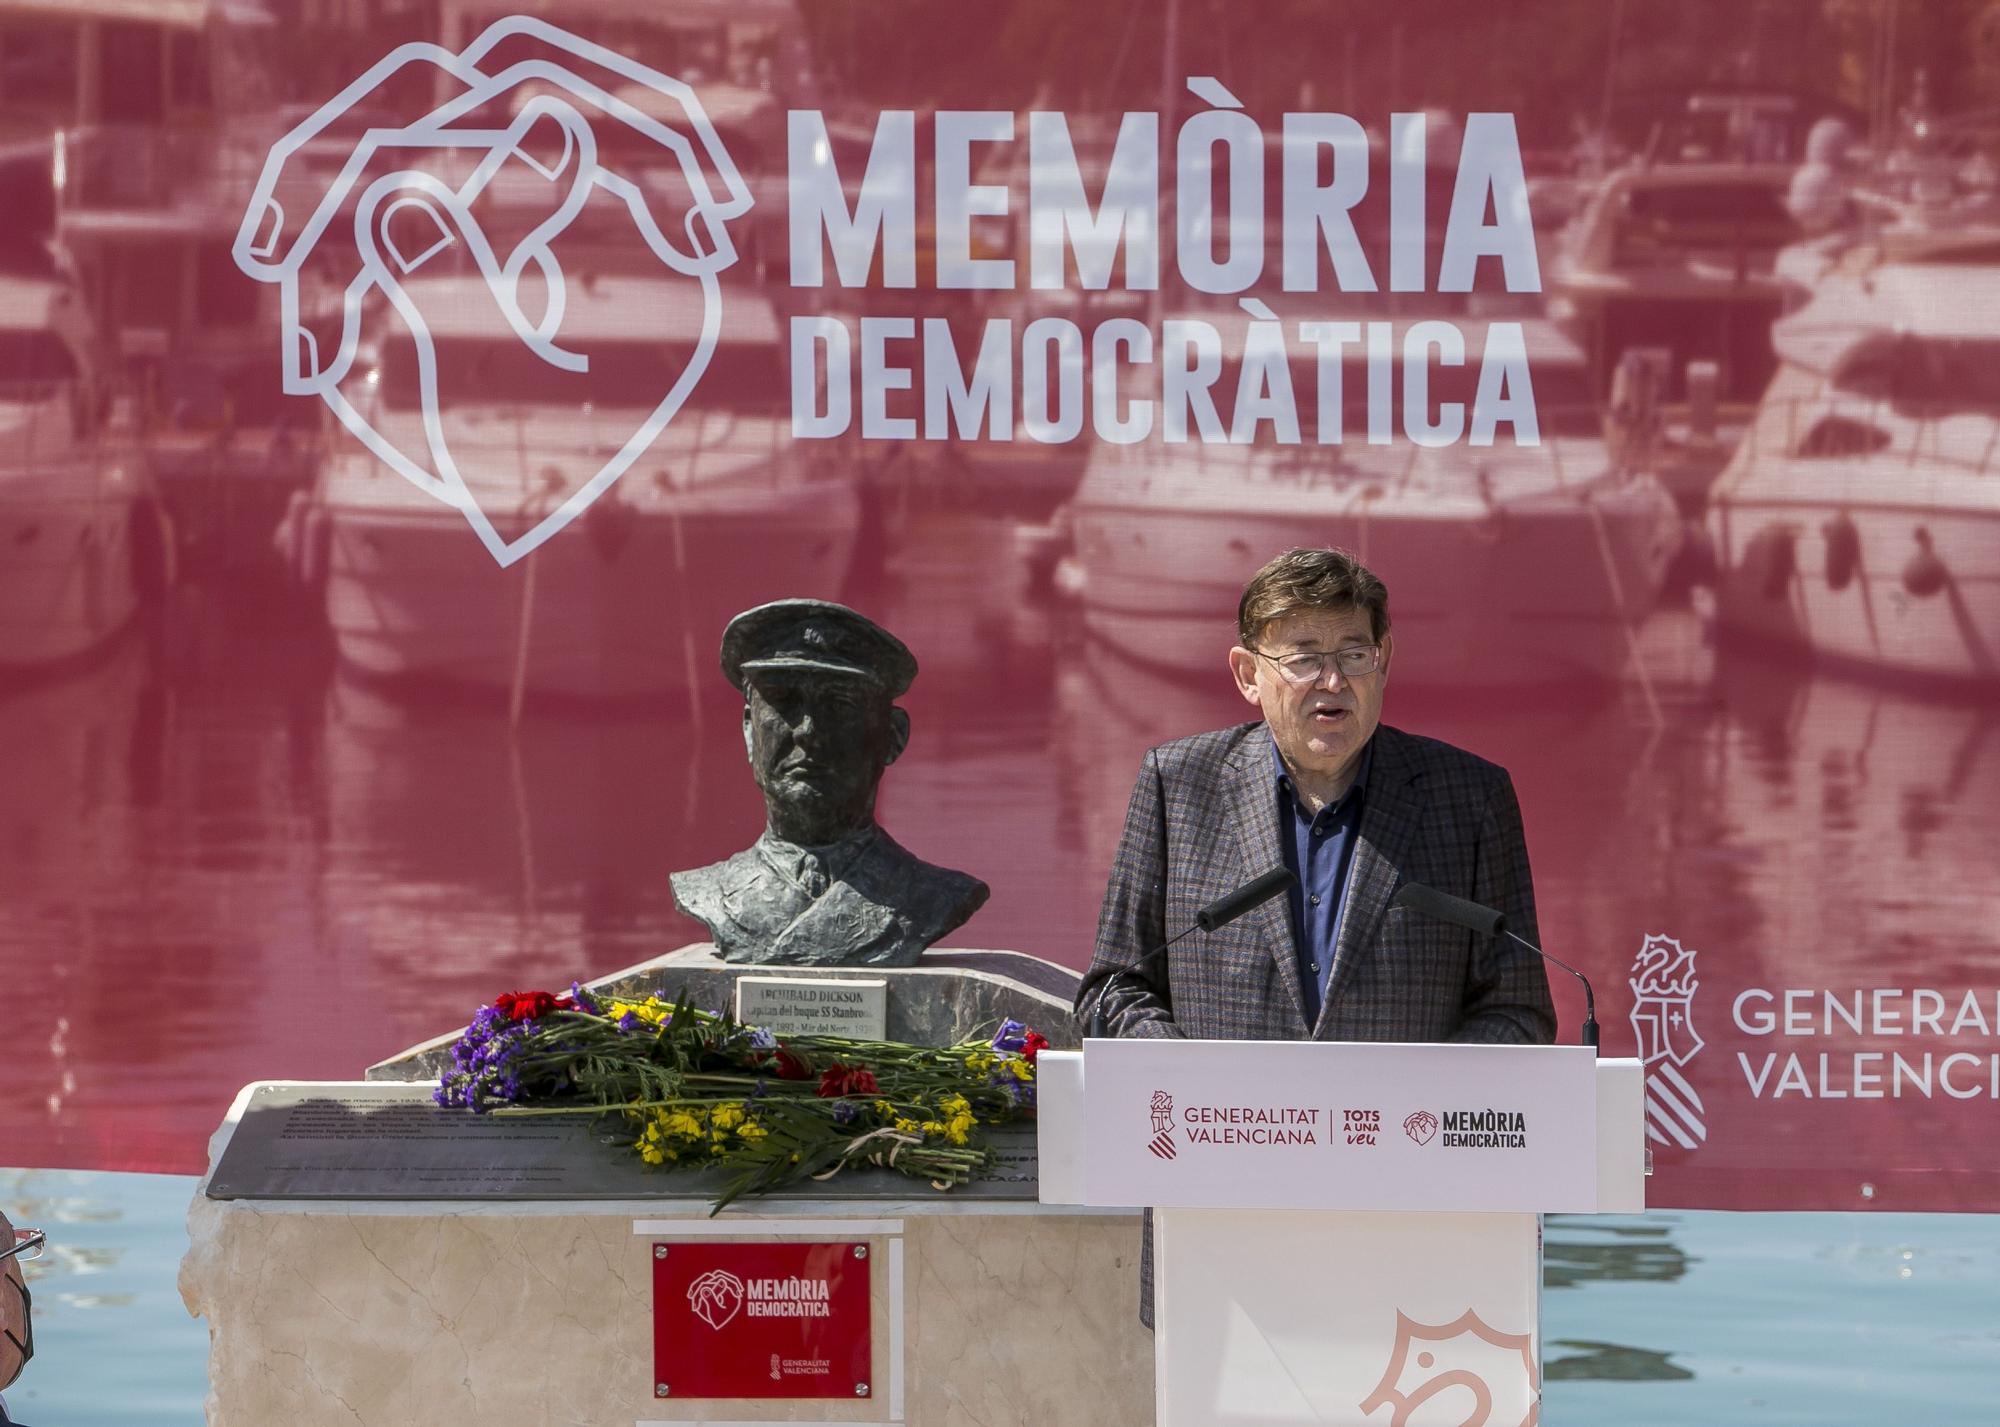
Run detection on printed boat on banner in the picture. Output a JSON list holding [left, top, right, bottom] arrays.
[[1707, 261, 2000, 683], [1548, 160, 1799, 402], [0, 270, 148, 670], [1057, 319, 1683, 686], [36, 2, 318, 581], [286, 277, 859, 704]]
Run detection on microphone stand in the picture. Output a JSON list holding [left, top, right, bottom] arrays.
[[1084, 867, 1297, 1039]]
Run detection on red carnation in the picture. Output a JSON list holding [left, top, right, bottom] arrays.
[[816, 1063, 881, 1098], [773, 1048, 814, 1081], [495, 991, 570, 1023], [1020, 1031, 1049, 1063]]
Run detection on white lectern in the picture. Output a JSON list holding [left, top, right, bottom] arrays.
[[1038, 1040, 1646, 1426]]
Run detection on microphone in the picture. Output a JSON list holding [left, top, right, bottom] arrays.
[[1085, 867, 1298, 1038], [1195, 866, 1299, 932], [1392, 882, 1600, 1052]]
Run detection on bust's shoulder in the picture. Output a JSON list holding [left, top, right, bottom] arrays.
[[669, 845, 768, 910], [853, 829, 987, 903]]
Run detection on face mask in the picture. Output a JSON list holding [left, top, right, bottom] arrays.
[[0, 1271, 29, 1390]]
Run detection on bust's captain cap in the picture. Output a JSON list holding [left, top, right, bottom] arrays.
[[721, 599, 917, 696]]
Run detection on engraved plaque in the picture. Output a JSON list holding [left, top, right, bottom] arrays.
[[736, 976, 889, 1039], [206, 1083, 1037, 1201]]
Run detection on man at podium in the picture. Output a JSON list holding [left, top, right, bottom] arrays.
[[1077, 547, 1559, 1323], [1076, 546, 1556, 1047]]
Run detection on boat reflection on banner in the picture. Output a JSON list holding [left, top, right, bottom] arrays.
[[318, 675, 745, 980], [1627, 649, 2000, 1210]]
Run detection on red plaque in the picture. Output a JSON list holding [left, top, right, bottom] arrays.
[[652, 1240, 873, 1399]]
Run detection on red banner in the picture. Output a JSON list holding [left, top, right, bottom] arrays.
[[652, 1241, 872, 1400], [2, 1, 1996, 1218]]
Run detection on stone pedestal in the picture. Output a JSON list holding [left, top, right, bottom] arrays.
[[187, 949, 1130, 1422], [182, 1081, 1151, 1426]]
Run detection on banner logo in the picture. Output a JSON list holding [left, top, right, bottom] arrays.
[[1630, 933, 1707, 1150], [232, 16, 750, 567], [1148, 1090, 1177, 1159], [1359, 1308, 1538, 1427], [687, 1268, 746, 1330], [1402, 1110, 1438, 1146]]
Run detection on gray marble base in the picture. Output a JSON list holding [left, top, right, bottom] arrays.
[[181, 1084, 1154, 1427], [368, 944, 1083, 1083]]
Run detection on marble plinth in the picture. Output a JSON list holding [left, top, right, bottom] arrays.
[[367, 945, 1083, 1083], [181, 1085, 1152, 1427]]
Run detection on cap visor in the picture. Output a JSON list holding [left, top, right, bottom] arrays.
[[739, 656, 882, 685]]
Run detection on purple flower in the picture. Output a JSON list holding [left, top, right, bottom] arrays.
[[569, 981, 603, 1016], [751, 1078, 769, 1100], [833, 1100, 861, 1124], [617, 1011, 643, 1034], [436, 1003, 536, 1112], [747, 1026, 778, 1051], [991, 1019, 1028, 1053]]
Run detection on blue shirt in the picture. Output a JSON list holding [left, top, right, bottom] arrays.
[[1274, 740, 1371, 1028]]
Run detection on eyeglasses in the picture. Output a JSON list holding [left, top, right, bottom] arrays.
[[2, 1229, 35, 1388], [1252, 644, 1384, 685]]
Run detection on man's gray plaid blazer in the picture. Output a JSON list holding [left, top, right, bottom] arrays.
[[1073, 719, 1556, 1322]]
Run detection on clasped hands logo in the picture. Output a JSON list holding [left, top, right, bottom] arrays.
[[687, 1268, 746, 1331], [233, 16, 749, 566]]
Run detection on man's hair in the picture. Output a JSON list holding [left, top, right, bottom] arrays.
[[1237, 547, 1391, 646]]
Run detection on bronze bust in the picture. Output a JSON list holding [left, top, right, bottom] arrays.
[[670, 599, 989, 966]]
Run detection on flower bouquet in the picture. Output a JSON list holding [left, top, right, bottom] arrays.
[[433, 982, 1050, 1211]]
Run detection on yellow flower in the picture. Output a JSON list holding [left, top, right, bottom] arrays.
[[921, 1120, 945, 1137], [738, 1121, 769, 1142], [894, 1118, 922, 1135], [712, 1103, 746, 1132], [873, 1099, 897, 1117], [639, 1142, 665, 1165], [664, 1110, 705, 1141], [606, 996, 674, 1028], [1005, 1059, 1033, 1081]]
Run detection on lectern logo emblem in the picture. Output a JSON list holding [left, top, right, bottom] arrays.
[[1148, 1090, 1177, 1159], [1402, 1110, 1439, 1146], [687, 1268, 746, 1330], [1360, 1308, 1539, 1427], [1628, 933, 1706, 1151]]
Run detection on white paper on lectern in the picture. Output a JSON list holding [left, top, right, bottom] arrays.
[[1082, 1038, 1601, 1212]]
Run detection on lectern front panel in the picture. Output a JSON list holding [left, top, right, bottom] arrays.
[[1082, 1038, 1602, 1213]]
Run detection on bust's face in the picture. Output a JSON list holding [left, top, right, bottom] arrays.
[[743, 673, 904, 845]]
